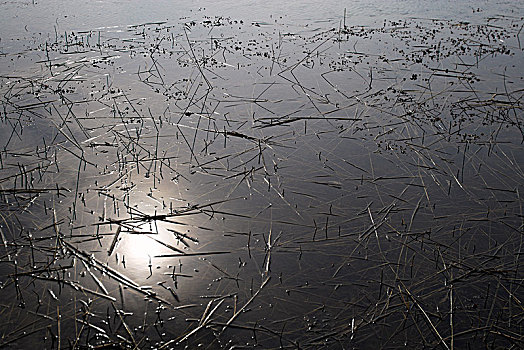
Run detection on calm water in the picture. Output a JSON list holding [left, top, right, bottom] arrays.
[[2, 0, 522, 37], [1, 1, 523, 349]]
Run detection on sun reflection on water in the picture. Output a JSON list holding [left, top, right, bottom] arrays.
[[119, 232, 161, 267]]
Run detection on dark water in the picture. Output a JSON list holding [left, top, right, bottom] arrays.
[[1, 1, 523, 349]]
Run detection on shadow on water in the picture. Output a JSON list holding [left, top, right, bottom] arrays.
[[0, 3, 523, 349]]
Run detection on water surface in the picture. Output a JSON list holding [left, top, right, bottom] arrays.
[[1, 1, 523, 349]]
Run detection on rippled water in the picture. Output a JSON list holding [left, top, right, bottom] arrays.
[[1, 1, 523, 349]]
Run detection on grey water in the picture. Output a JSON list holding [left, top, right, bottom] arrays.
[[1, 1, 523, 349]]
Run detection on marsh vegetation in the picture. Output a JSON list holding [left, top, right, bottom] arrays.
[[1, 3, 523, 348]]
